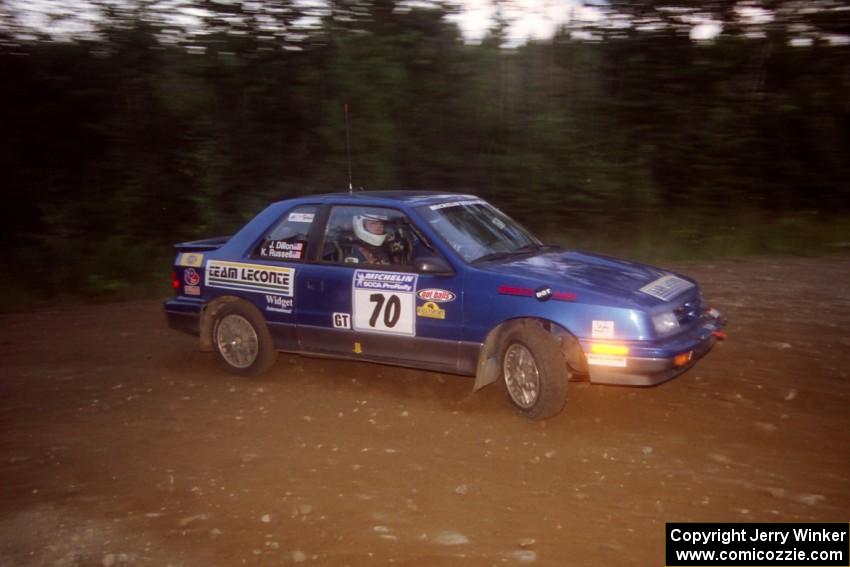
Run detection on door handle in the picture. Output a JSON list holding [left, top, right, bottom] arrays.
[[306, 279, 324, 291]]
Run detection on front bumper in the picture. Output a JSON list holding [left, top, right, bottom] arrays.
[[163, 297, 205, 336], [581, 315, 726, 387]]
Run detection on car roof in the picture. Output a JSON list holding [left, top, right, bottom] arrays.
[[275, 190, 480, 208]]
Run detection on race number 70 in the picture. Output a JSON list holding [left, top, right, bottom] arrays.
[[369, 293, 401, 328], [353, 289, 414, 336]]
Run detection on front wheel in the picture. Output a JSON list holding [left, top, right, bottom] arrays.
[[500, 323, 569, 420], [212, 302, 278, 376]]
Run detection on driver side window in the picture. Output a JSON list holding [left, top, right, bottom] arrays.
[[321, 206, 427, 267]]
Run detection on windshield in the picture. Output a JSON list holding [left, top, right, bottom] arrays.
[[417, 200, 542, 263]]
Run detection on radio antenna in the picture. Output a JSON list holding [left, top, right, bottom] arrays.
[[344, 102, 353, 193]]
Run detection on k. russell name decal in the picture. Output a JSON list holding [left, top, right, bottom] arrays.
[[260, 240, 304, 260], [206, 260, 294, 296]]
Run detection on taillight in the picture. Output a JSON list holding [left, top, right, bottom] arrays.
[[171, 271, 180, 290]]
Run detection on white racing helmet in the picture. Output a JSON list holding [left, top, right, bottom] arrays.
[[353, 213, 388, 246]]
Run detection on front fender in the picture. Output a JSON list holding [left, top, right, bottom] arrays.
[[472, 318, 585, 391]]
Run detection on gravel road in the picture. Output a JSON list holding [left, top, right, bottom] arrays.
[[1, 256, 849, 566]]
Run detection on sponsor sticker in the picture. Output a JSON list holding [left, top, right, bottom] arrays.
[[639, 275, 694, 301], [184, 285, 200, 296], [429, 199, 486, 210], [333, 312, 351, 329], [591, 320, 615, 339], [499, 285, 576, 301], [586, 354, 627, 368], [408, 193, 470, 204], [265, 295, 293, 314], [417, 288, 456, 303], [553, 291, 577, 301], [178, 253, 204, 267], [498, 285, 533, 297], [534, 286, 552, 302], [288, 212, 314, 223], [416, 302, 446, 320], [260, 240, 304, 260], [206, 260, 294, 297], [183, 267, 200, 286], [354, 271, 416, 293], [352, 270, 418, 336]]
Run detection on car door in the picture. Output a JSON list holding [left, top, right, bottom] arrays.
[[296, 204, 464, 373], [241, 203, 319, 351]]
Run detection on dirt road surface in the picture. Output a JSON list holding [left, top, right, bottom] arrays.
[[1, 257, 849, 566]]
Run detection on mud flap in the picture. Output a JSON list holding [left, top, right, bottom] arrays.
[[473, 356, 499, 391]]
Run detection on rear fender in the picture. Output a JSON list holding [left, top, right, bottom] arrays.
[[199, 296, 263, 352]]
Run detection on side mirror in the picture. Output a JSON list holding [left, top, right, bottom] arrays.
[[414, 256, 455, 276]]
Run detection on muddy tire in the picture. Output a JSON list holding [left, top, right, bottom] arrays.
[[211, 302, 277, 376], [499, 322, 569, 420]]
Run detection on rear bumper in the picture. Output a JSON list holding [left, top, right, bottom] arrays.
[[582, 315, 726, 387], [164, 297, 204, 336]]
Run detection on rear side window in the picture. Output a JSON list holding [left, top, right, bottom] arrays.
[[253, 205, 316, 262]]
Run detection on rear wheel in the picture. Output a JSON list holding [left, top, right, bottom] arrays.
[[212, 302, 277, 376], [500, 323, 569, 420]]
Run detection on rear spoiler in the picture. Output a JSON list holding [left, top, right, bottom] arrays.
[[174, 236, 232, 252]]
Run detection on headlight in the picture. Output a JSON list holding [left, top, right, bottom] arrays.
[[652, 312, 680, 335]]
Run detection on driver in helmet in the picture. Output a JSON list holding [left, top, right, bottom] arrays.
[[345, 212, 391, 265]]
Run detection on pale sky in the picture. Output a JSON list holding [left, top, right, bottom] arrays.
[[5, 0, 684, 45], [448, 0, 604, 44], [8, 0, 850, 47]]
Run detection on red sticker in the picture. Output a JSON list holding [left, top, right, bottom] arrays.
[[553, 291, 577, 301], [184, 268, 200, 286], [498, 285, 534, 297], [417, 289, 456, 303], [499, 285, 576, 301]]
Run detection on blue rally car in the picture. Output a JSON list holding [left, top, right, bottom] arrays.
[[165, 192, 725, 419]]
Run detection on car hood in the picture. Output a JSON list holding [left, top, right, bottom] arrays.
[[479, 249, 689, 306]]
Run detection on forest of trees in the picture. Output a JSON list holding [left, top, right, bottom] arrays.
[[1, 0, 848, 300]]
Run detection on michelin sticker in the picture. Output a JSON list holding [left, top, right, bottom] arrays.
[[591, 320, 614, 339], [206, 260, 294, 297], [352, 270, 417, 336]]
